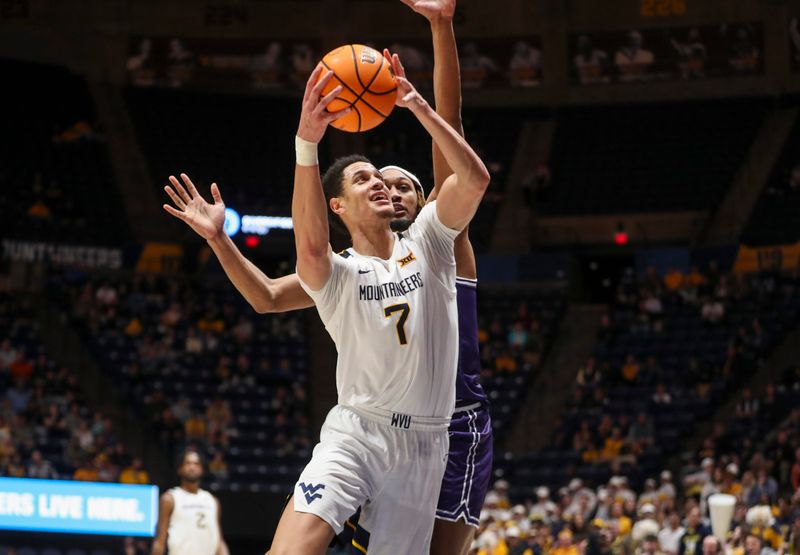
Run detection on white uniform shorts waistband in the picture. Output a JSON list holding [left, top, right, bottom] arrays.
[[344, 405, 451, 432]]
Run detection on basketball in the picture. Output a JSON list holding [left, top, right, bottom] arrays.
[[316, 44, 398, 133]]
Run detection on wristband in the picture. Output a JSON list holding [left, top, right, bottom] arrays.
[[295, 136, 319, 167]]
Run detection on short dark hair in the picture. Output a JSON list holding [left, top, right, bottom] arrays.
[[177, 447, 203, 470], [320, 154, 372, 237]]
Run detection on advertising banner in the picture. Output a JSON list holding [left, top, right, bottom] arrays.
[[0, 478, 158, 537]]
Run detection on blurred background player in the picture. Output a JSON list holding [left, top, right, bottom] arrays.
[[150, 449, 229, 555]]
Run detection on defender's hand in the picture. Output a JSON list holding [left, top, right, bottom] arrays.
[[400, 0, 455, 21], [163, 173, 226, 241], [383, 50, 427, 110]]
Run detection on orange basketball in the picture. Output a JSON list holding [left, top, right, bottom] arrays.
[[316, 44, 397, 133]]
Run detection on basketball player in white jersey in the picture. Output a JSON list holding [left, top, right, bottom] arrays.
[[151, 449, 229, 555], [160, 3, 488, 554]]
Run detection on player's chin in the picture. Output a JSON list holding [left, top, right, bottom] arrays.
[[390, 218, 412, 232], [371, 204, 395, 219]]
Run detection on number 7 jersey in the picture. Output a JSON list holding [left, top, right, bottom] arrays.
[[299, 201, 460, 419]]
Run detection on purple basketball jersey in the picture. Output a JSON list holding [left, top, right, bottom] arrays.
[[455, 278, 488, 407]]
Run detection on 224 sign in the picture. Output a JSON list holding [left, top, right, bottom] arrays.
[[641, 0, 687, 17]]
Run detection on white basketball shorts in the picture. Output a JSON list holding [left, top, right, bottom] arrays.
[[293, 404, 449, 555]]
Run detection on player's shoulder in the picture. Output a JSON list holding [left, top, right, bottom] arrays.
[[160, 489, 176, 506], [198, 488, 218, 502], [404, 202, 438, 237]]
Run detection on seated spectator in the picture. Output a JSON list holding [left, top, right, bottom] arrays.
[[74, 458, 99, 481], [748, 470, 778, 506], [719, 463, 742, 496], [664, 267, 685, 291], [639, 533, 666, 555], [685, 266, 707, 289], [735, 388, 759, 420], [184, 327, 203, 354], [95, 282, 118, 307], [740, 532, 776, 555], [632, 505, 660, 547], [198, 310, 224, 333], [640, 356, 662, 385], [628, 412, 655, 448], [641, 292, 663, 316], [495, 350, 519, 373], [0, 339, 17, 369], [508, 322, 529, 349], [185, 412, 207, 443], [171, 397, 192, 424], [684, 457, 714, 496], [9, 354, 33, 381], [583, 440, 603, 464], [603, 427, 626, 461], [208, 451, 228, 482], [7, 451, 25, 477], [659, 471, 677, 501], [701, 297, 725, 324], [206, 397, 232, 443], [231, 316, 254, 344], [26, 450, 58, 479], [659, 512, 686, 555], [120, 457, 149, 484], [678, 507, 709, 555], [6, 379, 32, 413], [124, 317, 143, 337], [552, 529, 580, 555], [701, 536, 720, 555], [653, 384, 672, 406], [96, 453, 117, 482], [577, 357, 602, 387], [621, 355, 641, 384]]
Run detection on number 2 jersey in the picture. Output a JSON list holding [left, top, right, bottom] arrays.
[[299, 201, 459, 419], [167, 487, 219, 555]]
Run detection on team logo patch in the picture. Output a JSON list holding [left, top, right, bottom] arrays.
[[397, 250, 416, 268], [298, 482, 325, 504]]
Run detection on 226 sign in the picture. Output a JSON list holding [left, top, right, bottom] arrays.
[[641, 0, 686, 17], [0, 0, 29, 19]]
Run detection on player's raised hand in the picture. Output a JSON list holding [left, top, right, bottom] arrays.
[[383, 50, 426, 110], [296, 65, 351, 144], [163, 173, 226, 240], [399, 0, 455, 21]]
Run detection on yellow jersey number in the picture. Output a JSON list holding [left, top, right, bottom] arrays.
[[384, 303, 410, 345]]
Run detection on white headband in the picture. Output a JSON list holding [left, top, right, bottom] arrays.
[[380, 165, 425, 195]]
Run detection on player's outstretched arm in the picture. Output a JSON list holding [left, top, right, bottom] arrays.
[[405, 0, 478, 280], [293, 66, 350, 290], [150, 492, 174, 555], [385, 51, 489, 232], [400, 0, 462, 192], [163, 174, 313, 313]]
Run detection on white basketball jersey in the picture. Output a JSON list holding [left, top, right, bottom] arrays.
[[299, 201, 459, 418], [167, 487, 219, 555]]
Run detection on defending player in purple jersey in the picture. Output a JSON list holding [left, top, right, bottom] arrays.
[[433, 277, 492, 531], [454, 277, 487, 406]]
